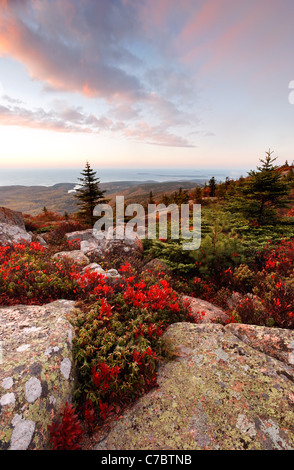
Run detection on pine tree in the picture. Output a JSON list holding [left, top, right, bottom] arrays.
[[74, 162, 108, 226], [172, 187, 189, 204], [148, 190, 155, 204], [192, 186, 202, 203], [285, 167, 294, 188], [237, 150, 290, 225], [224, 177, 231, 191], [160, 193, 170, 205], [208, 177, 216, 197]]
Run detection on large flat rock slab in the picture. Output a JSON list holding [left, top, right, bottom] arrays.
[[0, 300, 76, 450], [95, 323, 294, 451]]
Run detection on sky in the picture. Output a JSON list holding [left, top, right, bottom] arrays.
[[0, 0, 294, 174]]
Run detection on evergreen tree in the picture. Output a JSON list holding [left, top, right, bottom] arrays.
[[208, 177, 216, 197], [224, 177, 231, 191], [192, 186, 202, 203], [172, 187, 189, 204], [74, 162, 108, 226], [215, 182, 226, 198], [236, 150, 290, 225], [160, 193, 170, 205], [285, 167, 294, 188], [237, 176, 245, 187], [148, 190, 155, 204]]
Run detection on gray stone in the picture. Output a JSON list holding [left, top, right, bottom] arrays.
[[0, 207, 32, 246], [65, 229, 94, 242], [35, 235, 47, 246], [66, 225, 144, 257], [52, 250, 89, 266], [82, 262, 103, 272], [80, 238, 104, 255], [83, 263, 121, 281], [94, 323, 294, 451], [106, 269, 120, 277]]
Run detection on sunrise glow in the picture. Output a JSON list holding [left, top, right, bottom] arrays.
[[0, 0, 294, 172]]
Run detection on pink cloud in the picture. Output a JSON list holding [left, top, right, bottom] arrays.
[[4, 0, 291, 149], [0, 100, 120, 134], [173, 0, 291, 81], [135, 0, 185, 30], [1, 0, 292, 97], [178, 0, 232, 45], [0, 98, 194, 148], [196, 3, 267, 75], [0, 1, 144, 101]]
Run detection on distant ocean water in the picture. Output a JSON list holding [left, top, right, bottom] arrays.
[[0, 167, 249, 187]]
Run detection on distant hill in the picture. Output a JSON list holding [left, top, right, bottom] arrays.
[[0, 179, 205, 215], [102, 180, 203, 206], [0, 183, 77, 216]]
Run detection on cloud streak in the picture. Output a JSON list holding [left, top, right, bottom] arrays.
[[0, 0, 145, 101], [0, 97, 194, 148], [1, 0, 293, 153], [0, 0, 200, 147], [0, 99, 121, 134]]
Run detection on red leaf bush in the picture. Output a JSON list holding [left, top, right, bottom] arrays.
[[2, 235, 293, 449], [48, 402, 84, 450], [72, 264, 192, 428], [0, 242, 113, 305]]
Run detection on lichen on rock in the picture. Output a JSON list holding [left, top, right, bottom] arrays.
[[0, 300, 77, 450], [95, 322, 294, 451]]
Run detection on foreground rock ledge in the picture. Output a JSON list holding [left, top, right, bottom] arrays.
[[95, 323, 294, 451], [0, 300, 76, 450]]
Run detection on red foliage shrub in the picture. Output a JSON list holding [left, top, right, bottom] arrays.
[[0, 242, 113, 306], [48, 402, 84, 450]]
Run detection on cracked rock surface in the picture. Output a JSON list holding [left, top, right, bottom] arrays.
[[95, 323, 294, 451]]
